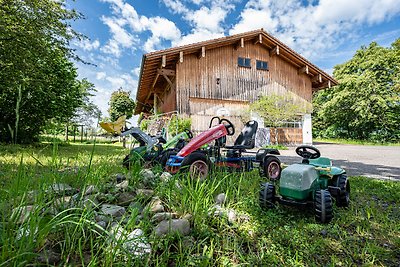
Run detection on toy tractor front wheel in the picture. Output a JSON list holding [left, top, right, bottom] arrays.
[[334, 174, 350, 207], [262, 156, 282, 181], [181, 152, 210, 180], [314, 189, 333, 223], [259, 183, 275, 209]]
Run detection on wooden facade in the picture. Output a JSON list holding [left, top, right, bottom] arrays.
[[135, 29, 337, 144]]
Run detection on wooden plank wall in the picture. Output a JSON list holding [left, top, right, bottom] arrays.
[[175, 40, 313, 116], [269, 128, 303, 145]]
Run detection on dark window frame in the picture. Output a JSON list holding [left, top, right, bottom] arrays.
[[256, 60, 269, 71], [238, 57, 251, 68]]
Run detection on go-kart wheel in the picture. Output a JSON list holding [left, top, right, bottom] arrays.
[[122, 154, 131, 169], [334, 174, 350, 207], [259, 183, 275, 209], [220, 118, 235, 136], [159, 150, 177, 169], [295, 145, 321, 159], [314, 190, 333, 223], [184, 129, 193, 139], [181, 152, 210, 180], [262, 156, 282, 181]]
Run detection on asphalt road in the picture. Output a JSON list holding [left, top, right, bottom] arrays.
[[277, 143, 400, 180]]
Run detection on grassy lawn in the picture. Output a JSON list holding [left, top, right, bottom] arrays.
[[0, 143, 399, 266], [314, 138, 400, 146]]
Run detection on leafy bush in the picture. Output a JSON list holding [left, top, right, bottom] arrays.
[[168, 116, 191, 136]]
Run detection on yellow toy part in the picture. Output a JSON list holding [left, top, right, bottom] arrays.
[[99, 115, 126, 135]]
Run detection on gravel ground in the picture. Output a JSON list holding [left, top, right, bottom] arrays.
[[276, 143, 400, 180]]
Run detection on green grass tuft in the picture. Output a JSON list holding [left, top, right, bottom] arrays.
[[0, 143, 399, 266]]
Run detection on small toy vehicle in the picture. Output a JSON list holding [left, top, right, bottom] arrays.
[[99, 116, 192, 168], [166, 116, 281, 180], [259, 145, 350, 223], [121, 128, 193, 169]]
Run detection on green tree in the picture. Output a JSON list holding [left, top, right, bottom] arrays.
[[108, 89, 136, 122], [250, 93, 305, 144], [0, 0, 86, 143], [313, 39, 400, 142]]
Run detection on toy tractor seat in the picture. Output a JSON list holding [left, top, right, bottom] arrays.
[[225, 120, 258, 150], [309, 157, 332, 167]]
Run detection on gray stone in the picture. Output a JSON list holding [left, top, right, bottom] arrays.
[[109, 223, 127, 241], [136, 189, 154, 198], [16, 226, 38, 240], [160, 172, 172, 182], [215, 193, 227, 205], [96, 221, 107, 229], [101, 204, 126, 217], [154, 219, 191, 236], [37, 249, 61, 265], [123, 229, 151, 257], [47, 183, 77, 196], [11, 205, 35, 224], [117, 192, 136, 206], [53, 196, 73, 209], [129, 202, 144, 213], [151, 212, 178, 223], [83, 185, 98, 195], [145, 197, 164, 213], [82, 195, 99, 209], [227, 209, 237, 224], [182, 213, 193, 222], [95, 214, 113, 223], [140, 169, 156, 186], [116, 180, 129, 190], [112, 173, 127, 183]]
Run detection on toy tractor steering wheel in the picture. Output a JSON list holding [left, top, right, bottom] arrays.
[[184, 128, 193, 139], [219, 118, 235, 136], [295, 145, 321, 159]]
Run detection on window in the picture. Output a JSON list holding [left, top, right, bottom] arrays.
[[238, 57, 251, 68], [256, 60, 268, 70]]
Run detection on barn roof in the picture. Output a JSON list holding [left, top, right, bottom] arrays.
[[134, 29, 338, 114]]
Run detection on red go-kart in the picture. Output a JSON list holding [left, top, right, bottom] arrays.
[[166, 117, 282, 180]]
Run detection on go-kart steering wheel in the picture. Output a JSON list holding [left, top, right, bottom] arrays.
[[184, 128, 193, 139], [219, 118, 235, 136], [295, 145, 321, 159]]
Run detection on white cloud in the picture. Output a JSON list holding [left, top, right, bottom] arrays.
[[229, 0, 400, 60], [101, 0, 182, 53], [96, 72, 106, 80], [76, 39, 100, 51]]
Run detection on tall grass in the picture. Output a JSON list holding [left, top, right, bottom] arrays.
[[0, 142, 399, 266]]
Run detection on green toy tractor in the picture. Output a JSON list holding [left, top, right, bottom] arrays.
[[259, 145, 350, 223]]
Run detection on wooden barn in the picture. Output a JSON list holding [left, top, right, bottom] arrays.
[[134, 29, 337, 145]]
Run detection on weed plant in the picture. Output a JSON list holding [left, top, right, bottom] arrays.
[[0, 142, 399, 266]]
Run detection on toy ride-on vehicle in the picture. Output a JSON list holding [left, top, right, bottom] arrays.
[[259, 145, 350, 223], [166, 116, 282, 180], [99, 116, 193, 169]]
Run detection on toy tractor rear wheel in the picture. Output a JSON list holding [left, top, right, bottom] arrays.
[[314, 189, 333, 223], [334, 174, 350, 207], [259, 183, 275, 209], [262, 156, 282, 181], [181, 152, 210, 180]]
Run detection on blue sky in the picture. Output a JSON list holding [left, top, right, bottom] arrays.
[[69, 0, 400, 118]]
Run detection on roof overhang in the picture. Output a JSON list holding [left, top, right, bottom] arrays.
[[134, 29, 338, 114]]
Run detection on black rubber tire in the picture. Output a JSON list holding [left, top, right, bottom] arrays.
[[263, 156, 282, 181], [335, 174, 350, 207], [159, 150, 177, 168], [122, 154, 131, 169], [259, 183, 275, 209], [181, 152, 210, 180], [314, 189, 333, 223]]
